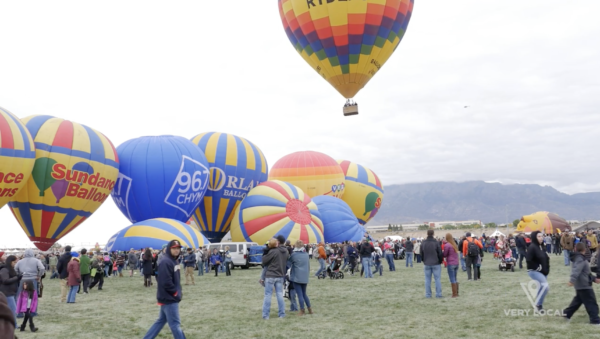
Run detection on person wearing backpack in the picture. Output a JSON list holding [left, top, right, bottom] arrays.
[[462, 232, 483, 281]]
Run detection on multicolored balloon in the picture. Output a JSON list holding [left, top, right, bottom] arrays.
[[278, 0, 414, 99], [230, 180, 324, 244], [190, 132, 268, 242], [0, 107, 35, 209], [337, 160, 384, 225], [105, 218, 210, 252], [9, 116, 119, 251], [516, 212, 571, 234], [269, 151, 345, 198], [111, 136, 210, 224], [312, 195, 364, 243]]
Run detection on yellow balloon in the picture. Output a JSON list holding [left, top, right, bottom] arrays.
[[516, 211, 570, 234], [337, 160, 384, 226]]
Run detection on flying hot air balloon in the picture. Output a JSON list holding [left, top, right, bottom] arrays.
[[9, 116, 119, 251], [269, 151, 345, 198], [0, 107, 35, 209], [190, 132, 268, 243], [278, 0, 414, 115], [111, 136, 210, 224], [337, 160, 384, 225]]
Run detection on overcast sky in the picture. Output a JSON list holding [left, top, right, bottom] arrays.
[[1, 1, 599, 247]]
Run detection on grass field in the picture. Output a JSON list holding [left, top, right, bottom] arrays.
[[18, 254, 600, 339]]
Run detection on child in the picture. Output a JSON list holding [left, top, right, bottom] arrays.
[[67, 252, 81, 303], [16, 280, 38, 332], [210, 249, 221, 277], [562, 243, 600, 324], [373, 252, 383, 276]]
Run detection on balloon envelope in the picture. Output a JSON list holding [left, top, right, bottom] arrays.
[[516, 212, 571, 234], [278, 0, 414, 99], [312, 195, 364, 243], [10, 116, 119, 251], [337, 160, 384, 225], [269, 151, 345, 198], [230, 180, 324, 244], [191, 132, 268, 242], [106, 218, 210, 252], [111, 136, 210, 224], [0, 107, 35, 209]]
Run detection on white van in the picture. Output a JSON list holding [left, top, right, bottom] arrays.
[[207, 242, 258, 269]]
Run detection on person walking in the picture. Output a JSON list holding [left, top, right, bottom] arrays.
[[405, 239, 414, 268], [562, 242, 600, 323], [183, 248, 196, 285], [587, 230, 598, 254], [49, 254, 58, 279], [422, 230, 443, 298], [443, 233, 460, 297], [561, 232, 574, 266], [78, 249, 91, 294], [543, 234, 552, 254], [0, 255, 20, 326], [88, 254, 105, 291], [359, 239, 374, 278], [210, 249, 221, 277], [462, 232, 483, 281], [143, 240, 185, 339], [516, 234, 528, 269], [196, 248, 204, 277], [526, 231, 550, 311], [16, 280, 38, 333], [458, 236, 467, 271], [128, 249, 138, 277], [384, 238, 396, 272], [224, 246, 232, 276], [314, 243, 327, 278], [288, 240, 312, 316], [261, 237, 289, 319], [66, 252, 81, 304], [142, 249, 154, 287], [56, 246, 72, 303]]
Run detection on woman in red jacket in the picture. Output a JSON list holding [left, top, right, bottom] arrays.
[[66, 252, 81, 304]]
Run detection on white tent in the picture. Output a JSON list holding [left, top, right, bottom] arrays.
[[488, 230, 506, 238], [386, 235, 404, 242]]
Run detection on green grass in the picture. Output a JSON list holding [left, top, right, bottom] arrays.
[[20, 255, 600, 338]]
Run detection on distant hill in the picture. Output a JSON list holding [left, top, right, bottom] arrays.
[[369, 181, 600, 225]]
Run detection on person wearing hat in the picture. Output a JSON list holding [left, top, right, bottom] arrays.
[[183, 248, 196, 285], [66, 252, 81, 303], [144, 240, 185, 339]]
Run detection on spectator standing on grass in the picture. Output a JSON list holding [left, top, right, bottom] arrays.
[[78, 249, 91, 294], [16, 280, 38, 333], [405, 239, 414, 268], [359, 239, 374, 278], [288, 240, 312, 316], [462, 232, 482, 281], [314, 243, 327, 278], [15, 249, 44, 316], [262, 237, 289, 320], [544, 234, 552, 254], [561, 233, 574, 266], [56, 247, 72, 303], [49, 254, 58, 279], [562, 242, 600, 324], [587, 230, 598, 254], [526, 231, 550, 311], [414, 240, 421, 264], [88, 254, 105, 291], [516, 233, 528, 269], [443, 233, 459, 298], [66, 252, 81, 304], [0, 255, 20, 326], [422, 229, 443, 298], [210, 249, 221, 277], [196, 248, 204, 277], [143, 249, 154, 287], [143, 240, 185, 339], [384, 238, 395, 272], [128, 249, 138, 277], [183, 248, 196, 285], [224, 246, 232, 276]]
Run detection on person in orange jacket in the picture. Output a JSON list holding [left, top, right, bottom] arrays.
[[462, 233, 483, 281], [314, 243, 327, 278]]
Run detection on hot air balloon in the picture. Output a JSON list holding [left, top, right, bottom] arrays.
[[105, 218, 210, 252], [516, 212, 571, 234], [230, 180, 323, 245], [111, 136, 210, 224], [312, 195, 364, 243], [9, 116, 119, 251], [269, 151, 345, 199], [190, 132, 268, 243], [278, 0, 414, 115], [336, 160, 384, 225], [0, 107, 35, 209]]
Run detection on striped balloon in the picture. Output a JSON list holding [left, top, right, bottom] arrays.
[[9, 116, 119, 251], [337, 160, 384, 225], [191, 132, 268, 242], [230, 180, 323, 245], [106, 218, 210, 252], [0, 107, 35, 209]]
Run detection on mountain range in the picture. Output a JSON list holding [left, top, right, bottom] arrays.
[[369, 181, 600, 225]]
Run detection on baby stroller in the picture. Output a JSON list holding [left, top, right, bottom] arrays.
[[498, 249, 515, 272], [327, 257, 344, 279]]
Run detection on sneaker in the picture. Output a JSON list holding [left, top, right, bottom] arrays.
[[84, 292, 88, 294]]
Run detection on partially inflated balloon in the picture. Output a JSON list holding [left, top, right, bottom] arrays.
[[516, 212, 571, 234], [336, 160, 384, 225], [9, 116, 119, 251], [269, 151, 345, 198], [230, 180, 323, 244], [312, 195, 364, 243], [111, 136, 210, 224], [278, 0, 414, 99], [0, 107, 35, 209], [190, 132, 268, 242]]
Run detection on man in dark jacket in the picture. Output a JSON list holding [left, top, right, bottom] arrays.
[[421, 229, 443, 298], [143, 240, 185, 339], [56, 246, 72, 303], [261, 237, 289, 319], [405, 239, 414, 268], [359, 239, 374, 278], [516, 234, 528, 269], [183, 248, 196, 286]]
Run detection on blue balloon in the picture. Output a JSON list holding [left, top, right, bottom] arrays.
[[312, 196, 365, 243], [111, 136, 210, 223]]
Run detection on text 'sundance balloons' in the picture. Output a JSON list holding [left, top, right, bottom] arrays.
[[9, 116, 119, 251], [0, 107, 35, 209], [278, 0, 414, 99], [269, 151, 345, 198], [230, 180, 323, 245], [516, 212, 571, 234], [336, 160, 384, 225], [190, 132, 268, 242], [106, 218, 210, 252], [312, 195, 364, 243], [111, 136, 210, 224]]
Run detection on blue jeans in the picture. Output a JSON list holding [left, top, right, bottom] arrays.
[[104, 265, 109, 277], [289, 288, 298, 311], [315, 258, 326, 277], [362, 257, 373, 278], [459, 253, 466, 271], [6, 295, 16, 326], [563, 250, 571, 266], [424, 265, 442, 298], [511, 248, 517, 260], [405, 252, 413, 267], [67, 285, 78, 303], [341, 257, 348, 270], [262, 277, 285, 319], [205, 261, 210, 273], [385, 254, 395, 271], [527, 271, 549, 307], [447, 265, 458, 284], [416, 254, 421, 263], [293, 282, 311, 310], [143, 303, 186, 339], [197, 262, 204, 276]]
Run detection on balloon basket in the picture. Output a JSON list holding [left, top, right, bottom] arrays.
[[343, 100, 358, 116]]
